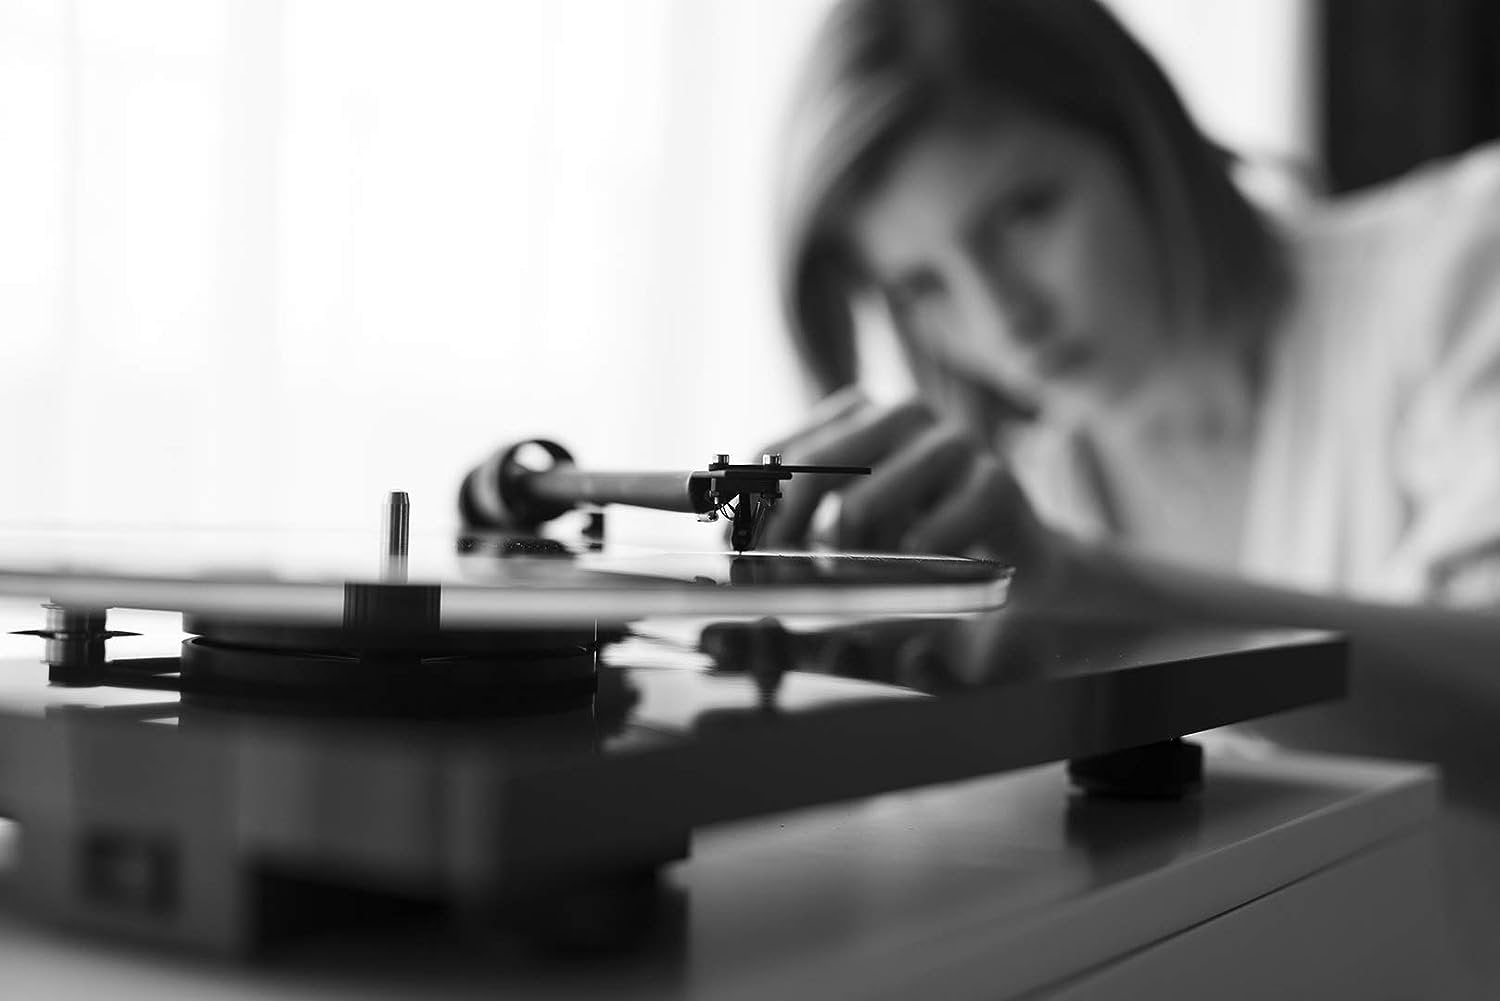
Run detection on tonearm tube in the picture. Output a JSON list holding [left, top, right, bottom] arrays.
[[459, 439, 869, 552]]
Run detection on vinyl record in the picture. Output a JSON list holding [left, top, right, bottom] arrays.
[[0, 528, 1011, 627]]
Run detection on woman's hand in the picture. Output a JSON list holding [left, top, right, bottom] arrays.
[[757, 391, 1069, 600]]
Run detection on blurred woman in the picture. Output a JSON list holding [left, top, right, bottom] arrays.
[[768, 0, 1500, 976], [769, 0, 1500, 656]]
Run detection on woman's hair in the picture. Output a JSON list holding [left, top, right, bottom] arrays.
[[777, 0, 1287, 403]]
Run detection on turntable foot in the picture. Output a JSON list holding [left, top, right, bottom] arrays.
[[1067, 738, 1204, 799]]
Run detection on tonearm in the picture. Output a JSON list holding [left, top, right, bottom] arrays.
[[459, 440, 870, 552]]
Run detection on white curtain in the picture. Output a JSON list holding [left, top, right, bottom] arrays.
[[0, 0, 829, 540]]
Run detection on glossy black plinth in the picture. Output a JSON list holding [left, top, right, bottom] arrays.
[[0, 603, 1346, 953]]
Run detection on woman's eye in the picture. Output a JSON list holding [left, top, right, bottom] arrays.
[[976, 183, 1061, 251], [887, 273, 942, 316], [1008, 184, 1059, 222], [885, 276, 953, 344]]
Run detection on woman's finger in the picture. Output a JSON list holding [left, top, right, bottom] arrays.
[[835, 422, 975, 549], [901, 456, 1060, 602], [761, 400, 936, 546], [897, 453, 1007, 555]]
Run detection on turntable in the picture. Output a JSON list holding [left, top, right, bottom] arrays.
[[0, 442, 1406, 993]]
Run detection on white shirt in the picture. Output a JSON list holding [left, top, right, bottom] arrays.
[[1015, 143, 1500, 605]]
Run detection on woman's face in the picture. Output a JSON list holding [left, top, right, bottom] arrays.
[[848, 105, 1171, 419]]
